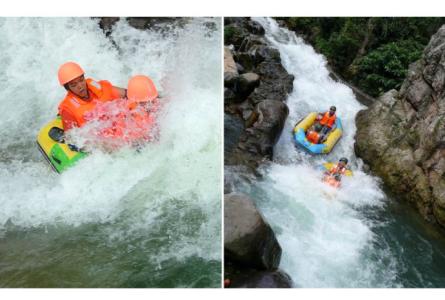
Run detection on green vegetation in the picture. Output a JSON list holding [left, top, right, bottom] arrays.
[[356, 40, 424, 95], [276, 17, 445, 97], [224, 25, 242, 46]]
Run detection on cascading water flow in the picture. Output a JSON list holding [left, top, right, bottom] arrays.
[[0, 17, 221, 287], [227, 17, 445, 287]]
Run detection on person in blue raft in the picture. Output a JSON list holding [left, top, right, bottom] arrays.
[[294, 105, 342, 154], [315, 105, 337, 143]]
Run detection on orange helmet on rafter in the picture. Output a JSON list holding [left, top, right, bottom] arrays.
[[58, 62, 84, 85]]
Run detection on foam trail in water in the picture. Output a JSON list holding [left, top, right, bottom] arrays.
[[248, 17, 399, 287]]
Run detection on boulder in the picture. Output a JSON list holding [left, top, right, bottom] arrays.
[[354, 25, 445, 229], [224, 47, 239, 86], [224, 193, 282, 270], [246, 20, 265, 36], [225, 18, 265, 50], [248, 61, 294, 105], [224, 87, 238, 104], [226, 268, 293, 288], [98, 17, 120, 35], [224, 114, 244, 157], [227, 100, 289, 169], [231, 271, 292, 288], [236, 63, 245, 74], [234, 52, 256, 72], [238, 72, 260, 96], [126, 17, 186, 30], [224, 18, 294, 171], [235, 45, 281, 71]]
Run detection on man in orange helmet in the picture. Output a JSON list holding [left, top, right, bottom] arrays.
[[316, 105, 337, 142], [127, 75, 159, 112], [125, 75, 160, 143], [57, 61, 127, 131]]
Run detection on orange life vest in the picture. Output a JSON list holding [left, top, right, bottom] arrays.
[[100, 104, 156, 143], [306, 130, 320, 144], [329, 164, 346, 175], [323, 175, 341, 188], [320, 112, 336, 128], [128, 105, 157, 141], [58, 78, 115, 130]]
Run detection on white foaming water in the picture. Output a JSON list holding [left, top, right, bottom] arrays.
[[0, 18, 221, 262], [250, 17, 399, 287]]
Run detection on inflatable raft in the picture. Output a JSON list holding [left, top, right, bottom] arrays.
[[36, 117, 86, 173], [293, 112, 342, 154]]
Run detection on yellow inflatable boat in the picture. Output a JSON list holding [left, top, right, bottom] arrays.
[[293, 112, 343, 154], [36, 117, 86, 173]]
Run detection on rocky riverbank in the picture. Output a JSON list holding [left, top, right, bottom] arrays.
[[355, 25, 445, 231], [224, 17, 294, 288], [224, 17, 294, 171], [224, 193, 292, 288]]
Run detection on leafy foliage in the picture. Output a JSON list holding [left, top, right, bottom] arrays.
[[276, 17, 445, 97], [356, 40, 424, 95]]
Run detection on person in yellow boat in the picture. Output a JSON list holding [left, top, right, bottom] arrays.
[[323, 157, 349, 187], [306, 123, 322, 144], [324, 157, 348, 177], [316, 106, 337, 142]]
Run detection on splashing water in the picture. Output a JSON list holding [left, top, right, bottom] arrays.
[[0, 17, 221, 287], [226, 17, 445, 287]]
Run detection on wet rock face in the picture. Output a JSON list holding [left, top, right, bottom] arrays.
[[224, 17, 294, 171], [224, 18, 293, 288], [226, 100, 289, 169], [231, 270, 293, 288], [225, 261, 293, 288], [224, 47, 239, 86], [355, 25, 445, 229], [224, 193, 282, 270], [224, 114, 244, 157], [98, 17, 188, 35]]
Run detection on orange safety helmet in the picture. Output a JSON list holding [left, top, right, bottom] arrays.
[[127, 75, 158, 103], [58, 62, 85, 85]]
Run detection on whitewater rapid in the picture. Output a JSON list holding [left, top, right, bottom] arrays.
[[245, 17, 403, 287], [0, 17, 221, 287]]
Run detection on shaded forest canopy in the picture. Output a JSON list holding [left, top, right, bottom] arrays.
[[274, 17, 445, 97]]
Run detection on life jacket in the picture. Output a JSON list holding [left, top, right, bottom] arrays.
[[323, 175, 341, 188], [128, 105, 157, 141], [329, 164, 347, 175], [306, 130, 320, 144], [125, 99, 159, 141], [58, 78, 115, 130], [320, 112, 336, 128], [100, 104, 156, 144]]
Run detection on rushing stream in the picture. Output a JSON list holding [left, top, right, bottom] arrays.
[[0, 17, 221, 287], [227, 17, 445, 287]]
